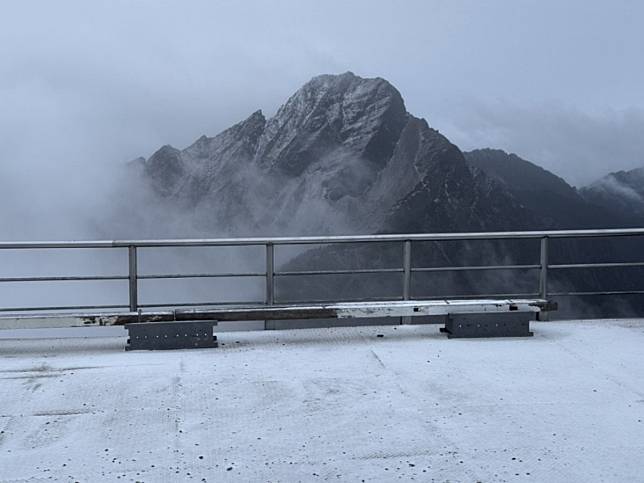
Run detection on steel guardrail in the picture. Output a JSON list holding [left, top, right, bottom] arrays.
[[0, 228, 643, 314]]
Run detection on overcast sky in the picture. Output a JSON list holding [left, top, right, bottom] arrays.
[[1, 0, 643, 223]]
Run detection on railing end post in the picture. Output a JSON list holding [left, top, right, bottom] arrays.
[[265, 243, 275, 306], [128, 245, 138, 312], [539, 237, 549, 300], [401, 240, 412, 324]]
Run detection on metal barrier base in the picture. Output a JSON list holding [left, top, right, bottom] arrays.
[[126, 321, 218, 350], [441, 313, 533, 338]]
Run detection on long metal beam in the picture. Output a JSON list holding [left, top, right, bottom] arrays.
[[0, 298, 553, 329], [1, 227, 644, 249]]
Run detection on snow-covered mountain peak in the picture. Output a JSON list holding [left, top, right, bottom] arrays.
[[255, 72, 408, 175], [132, 72, 537, 235]]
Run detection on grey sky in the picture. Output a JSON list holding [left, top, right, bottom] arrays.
[[1, 0, 643, 230]]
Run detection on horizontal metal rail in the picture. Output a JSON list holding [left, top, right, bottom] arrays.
[[0, 275, 128, 283], [412, 264, 540, 273], [275, 268, 402, 276], [273, 295, 404, 305], [414, 292, 541, 300], [0, 304, 129, 313], [137, 272, 266, 280], [550, 290, 644, 297], [1, 228, 644, 317], [1, 227, 644, 250], [549, 262, 644, 269], [138, 301, 265, 309]]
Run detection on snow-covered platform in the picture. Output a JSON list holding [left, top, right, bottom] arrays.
[[1, 319, 643, 482]]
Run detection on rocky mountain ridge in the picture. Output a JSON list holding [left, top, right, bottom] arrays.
[[465, 149, 640, 228], [125, 72, 644, 318], [137, 72, 538, 236]]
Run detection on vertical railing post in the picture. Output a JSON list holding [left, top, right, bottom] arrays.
[[265, 243, 274, 306], [538, 237, 549, 321], [539, 237, 548, 299], [401, 240, 412, 324], [402, 240, 412, 300], [264, 243, 275, 330], [128, 245, 138, 312]]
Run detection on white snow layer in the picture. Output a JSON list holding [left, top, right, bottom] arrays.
[[1, 320, 643, 482]]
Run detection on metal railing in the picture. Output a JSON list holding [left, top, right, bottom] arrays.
[[1, 228, 644, 314]]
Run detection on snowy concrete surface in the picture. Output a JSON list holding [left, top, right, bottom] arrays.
[[1, 320, 643, 482]]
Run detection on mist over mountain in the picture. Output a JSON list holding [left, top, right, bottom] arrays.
[[580, 167, 644, 225], [132, 72, 544, 237], [130, 72, 644, 240], [119, 72, 644, 318], [1, 70, 642, 316]]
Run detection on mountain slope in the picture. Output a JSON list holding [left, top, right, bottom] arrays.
[[124, 72, 644, 318], [465, 149, 626, 228], [580, 167, 644, 224], [138, 72, 538, 237]]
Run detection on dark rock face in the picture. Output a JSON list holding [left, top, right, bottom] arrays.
[[462, 149, 644, 318], [384, 144, 539, 234], [144, 145, 184, 198], [465, 149, 628, 229], [255, 72, 409, 176], [138, 72, 537, 236]]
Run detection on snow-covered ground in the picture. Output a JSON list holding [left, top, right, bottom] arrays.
[[1, 319, 643, 482]]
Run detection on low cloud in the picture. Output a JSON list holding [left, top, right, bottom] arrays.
[[590, 174, 643, 202], [440, 101, 644, 187]]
